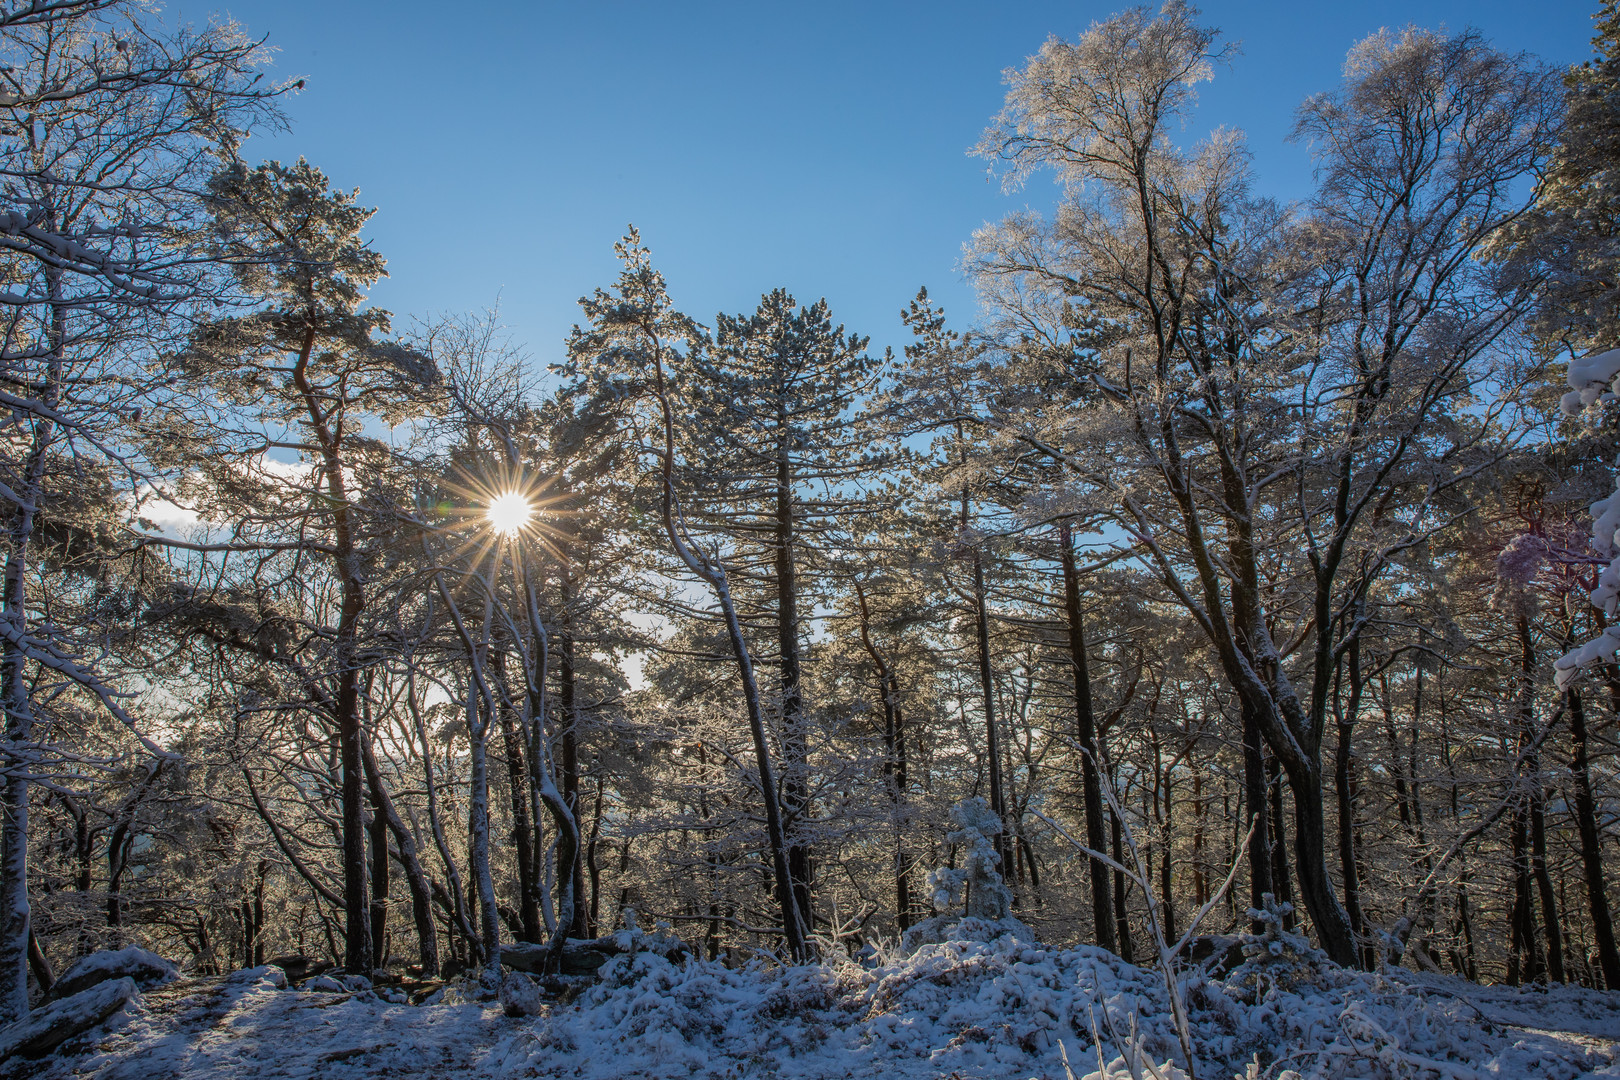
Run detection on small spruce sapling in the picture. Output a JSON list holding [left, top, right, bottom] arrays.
[[903, 798, 1033, 951]]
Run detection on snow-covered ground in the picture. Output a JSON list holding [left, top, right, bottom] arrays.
[[2, 932, 1617, 1080]]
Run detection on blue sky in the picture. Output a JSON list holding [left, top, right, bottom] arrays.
[[176, 1, 1600, 370]]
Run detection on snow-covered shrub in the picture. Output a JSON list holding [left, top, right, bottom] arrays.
[[611, 907, 691, 963], [902, 798, 1034, 953], [1227, 896, 1333, 1002]]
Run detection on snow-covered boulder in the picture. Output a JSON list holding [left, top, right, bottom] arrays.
[[0, 976, 138, 1060], [499, 971, 543, 1017], [227, 964, 287, 989], [49, 947, 177, 1000]]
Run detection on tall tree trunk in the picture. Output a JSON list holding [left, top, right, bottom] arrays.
[[254, 860, 268, 967], [1530, 780, 1565, 982], [408, 673, 473, 966], [775, 442, 812, 933], [586, 778, 605, 938], [361, 733, 439, 977], [1060, 525, 1116, 953], [496, 693, 541, 943], [854, 581, 911, 931], [650, 331, 807, 960], [512, 549, 581, 971], [1334, 636, 1369, 963], [1110, 802, 1133, 964], [369, 801, 388, 970], [105, 829, 129, 936], [0, 289, 58, 1021], [1157, 760, 1176, 945], [466, 664, 500, 984], [973, 549, 1009, 876], [1266, 753, 1294, 927], [294, 324, 371, 977], [1508, 797, 1542, 984], [1513, 612, 1560, 982], [1192, 772, 1207, 908], [1242, 704, 1272, 932], [556, 580, 589, 939], [1568, 686, 1620, 988]]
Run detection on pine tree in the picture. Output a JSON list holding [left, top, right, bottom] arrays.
[[564, 232, 811, 959], [684, 289, 890, 931], [1502, 3, 1620, 347], [160, 159, 437, 977]]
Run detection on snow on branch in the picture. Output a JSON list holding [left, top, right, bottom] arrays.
[[1556, 347, 1620, 683]]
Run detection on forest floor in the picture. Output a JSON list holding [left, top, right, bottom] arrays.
[[1, 929, 1618, 1080]]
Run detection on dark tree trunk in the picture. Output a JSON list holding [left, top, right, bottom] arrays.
[[775, 444, 812, 933], [362, 733, 440, 977], [1568, 687, 1620, 988], [1514, 612, 1560, 982], [973, 549, 1009, 876], [1158, 763, 1176, 945], [293, 325, 371, 977], [1110, 806, 1133, 964], [1060, 525, 1116, 953], [616, 834, 633, 916], [556, 586, 590, 939], [105, 828, 130, 934], [369, 803, 388, 970], [1508, 798, 1542, 984], [1266, 753, 1294, 927], [1530, 781, 1564, 982], [334, 543, 370, 974], [1455, 863, 1479, 981], [854, 582, 912, 931], [1334, 636, 1369, 964], [1242, 704, 1272, 932], [254, 860, 268, 967], [496, 696, 541, 943], [651, 333, 807, 960], [586, 778, 605, 937]]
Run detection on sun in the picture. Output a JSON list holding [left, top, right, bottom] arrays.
[[486, 491, 532, 537]]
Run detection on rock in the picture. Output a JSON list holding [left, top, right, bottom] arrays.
[[1181, 934, 1247, 976], [266, 954, 309, 976], [0, 977, 138, 1060], [50, 947, 177, 1001], [499, 971, 543, 1017], [306, 974, 346, 993], [338, 974, 372, 992], [228, 965, 287, 989]]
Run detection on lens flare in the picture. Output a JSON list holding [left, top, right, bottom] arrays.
[[486, 491, 532, 537]]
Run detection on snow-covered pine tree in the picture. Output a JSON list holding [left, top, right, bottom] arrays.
[[683, 289, 891, 933], [156, 160, 437, 978]]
